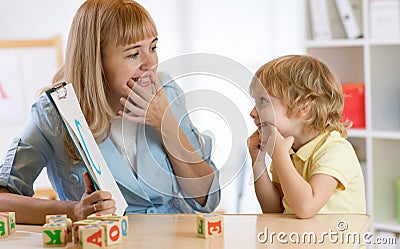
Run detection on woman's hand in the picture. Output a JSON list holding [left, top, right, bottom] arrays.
[[70, 172, 116, 221], [119, 72, 172, 132]]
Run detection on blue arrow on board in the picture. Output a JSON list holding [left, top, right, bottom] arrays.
[[75, 119, 102, 175]]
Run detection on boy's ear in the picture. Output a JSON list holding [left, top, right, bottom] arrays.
[[299, 101, 312, 118]]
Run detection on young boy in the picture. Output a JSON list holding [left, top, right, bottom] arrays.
[[248, 55, 366, 218]]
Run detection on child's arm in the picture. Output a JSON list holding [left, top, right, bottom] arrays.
[[270, 128, 338, 219], [248, 130, 283, 213]]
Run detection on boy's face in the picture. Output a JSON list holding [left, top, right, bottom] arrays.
[[250, 82, 302, 138]]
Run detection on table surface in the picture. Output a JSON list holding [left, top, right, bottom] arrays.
[[11, 213, 371, 249]]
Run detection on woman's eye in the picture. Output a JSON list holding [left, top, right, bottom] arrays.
[[151, 46, 157, 52]]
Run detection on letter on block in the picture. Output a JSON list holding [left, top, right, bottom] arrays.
[[50, 218, 73, 242], [79, 224, 105, 249], [0, 212, 15, 235], [72, 219, 100, 244], [197, 214, 224, 239], [42, 223, 67, 247], [0, 216, 9, 238], [98, 221, 121, 246]]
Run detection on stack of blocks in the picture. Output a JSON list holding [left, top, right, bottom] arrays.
[[0, 212, 16, 238], [78, 214, 128, 248], [42, 213, 128, 248], [197, 214, 224, 239]]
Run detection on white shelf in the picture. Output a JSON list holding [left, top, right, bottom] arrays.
[[372, 131, 400, 140], [369, 40, 400, 46], [373, 220, 400, 233], [306, 39, 365, 48], [348, 129, 367, 138]]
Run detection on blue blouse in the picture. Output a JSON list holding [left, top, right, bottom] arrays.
[[0, 74, 220, 214]]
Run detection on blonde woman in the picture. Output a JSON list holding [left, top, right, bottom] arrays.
[[0, 0, 219, 224], [248, 55, 365, 218]]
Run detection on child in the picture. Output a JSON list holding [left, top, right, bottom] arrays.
[[248, 54, 366, 218]]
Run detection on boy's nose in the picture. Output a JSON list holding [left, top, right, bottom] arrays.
[[250, 107, 258, 119]]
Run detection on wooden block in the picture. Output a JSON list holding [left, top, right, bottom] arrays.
[[0, 212, 15, 235], [101, 215, 129, 239], [88, 214, 128, 239], [42, 223, 67, 247], [50, 218, 72, 242], [197, 214, 224, 238], [98, 221, 122, 246], [45, 214, 67, 223], [0, 216, 9, 238], [73, 219, 100, 244], [79, 224, 105, 249], [87, 213, 108, 220]]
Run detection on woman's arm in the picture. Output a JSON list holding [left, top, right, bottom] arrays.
[[155, 111, 215, 206], [120, 74, 216, 206], [0, 173, 116, 224]]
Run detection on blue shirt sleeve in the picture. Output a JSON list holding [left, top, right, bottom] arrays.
[[0, 94, 59, 196]]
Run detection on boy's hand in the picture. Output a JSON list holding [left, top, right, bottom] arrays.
[[259, 124, 294, 158], [248, 130, 267, 166]]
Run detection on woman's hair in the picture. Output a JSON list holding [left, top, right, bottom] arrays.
[[52, 0, 157, 161], [250, 54, 350, 137]]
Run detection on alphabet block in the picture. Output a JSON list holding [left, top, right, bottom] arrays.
[[98, 221, 121, 246], [79, 224, 105, 249], [0, 212, 15, 236], [45, 214, 67, 223], [73, 219, 100, 244], [49, 218, 72, 242], [88, 214, 128, 239], [87, 213, 108, 220], [42, 223, 67, 247], [197, 214, 224, 239]]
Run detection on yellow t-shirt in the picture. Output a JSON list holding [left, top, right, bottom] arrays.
[[270, 130, 366, 214]]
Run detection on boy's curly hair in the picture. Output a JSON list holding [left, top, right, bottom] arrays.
[[250, 54, 350, 137]]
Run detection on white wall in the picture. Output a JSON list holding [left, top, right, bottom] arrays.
[[0, 0, 306, 213]]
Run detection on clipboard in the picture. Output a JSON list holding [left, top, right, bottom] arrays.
[[45, 82, 128, 215]]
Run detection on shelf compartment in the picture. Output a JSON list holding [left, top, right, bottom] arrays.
[[370, 45, 400, 131], [372, 139, 400, 224], [307, 47, 364, 82]]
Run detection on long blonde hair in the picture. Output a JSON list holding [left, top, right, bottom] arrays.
[[250, 55, 350, 137], [52, 0, 157, 161]]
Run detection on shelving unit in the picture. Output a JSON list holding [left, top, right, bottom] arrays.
[[306, 0, 400, 238]]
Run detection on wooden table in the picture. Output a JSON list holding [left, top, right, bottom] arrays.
[[12, 213, 371, 248]]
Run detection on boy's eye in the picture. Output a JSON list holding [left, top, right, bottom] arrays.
[[260, 97, 269, 105], [128, 52, 139, 59]]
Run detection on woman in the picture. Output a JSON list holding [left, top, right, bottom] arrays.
[[0, 0, 220, 224]]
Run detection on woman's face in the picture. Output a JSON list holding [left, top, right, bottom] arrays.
[[102, 36, 158, 112]]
